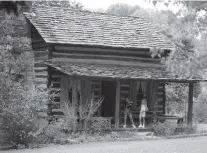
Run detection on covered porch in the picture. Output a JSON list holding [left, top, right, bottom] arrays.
[[46, 61, 207, 129]]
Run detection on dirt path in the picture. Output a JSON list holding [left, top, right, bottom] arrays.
[[1, 136, 207, 153]]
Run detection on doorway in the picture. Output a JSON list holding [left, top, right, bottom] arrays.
[[101, 81, 116, 117]]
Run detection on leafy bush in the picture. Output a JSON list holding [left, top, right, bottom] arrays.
[[194, 103, 207, 123], [0, 11, 50, 148], [111, 131, 135, 138], [90, 117, 112, 132], [30, 101, 77, 144], [0, 86, 49, 147], [152, 122, 177, 136], [78, 94, 104, 131], [165, 83, 188, 116], [41, 94, 104, 137], [40, 121, 67, 143], [194, 92, 207, 123], [58, 101, 77, 132]]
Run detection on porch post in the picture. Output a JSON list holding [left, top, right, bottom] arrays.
[[115, 80, 121, 129], [72, 77, 78, 131], [72, 78, 78, 107], [187, 82, 194, 128]]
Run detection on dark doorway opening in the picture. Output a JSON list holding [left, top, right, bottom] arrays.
[[101, 81, 116, 118]]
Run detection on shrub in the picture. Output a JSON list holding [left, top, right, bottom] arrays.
[[78, 94, 104, 131], [110, 132, 119, 139], [194, 103, 207, 123], [0, 10, 52, 148], [0, 111, 34, 147], [165, 83, 188, 116], [40, 121, 67, 143], [90, 117, 112, 132], [194, 92, 207, 123], [30, 101, 77, 144], [0, 86, 49, 147], [152, 121, 177, 136], [59, 101, 77, 132], [114, 131, 135, 138]]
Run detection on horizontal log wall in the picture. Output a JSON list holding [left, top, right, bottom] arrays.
[[48, 72, 102, 116], [52, 45, 162, 68], [49, 67, 62, 116], [156, 82, 166, 113], [31, 25, 49, 89]]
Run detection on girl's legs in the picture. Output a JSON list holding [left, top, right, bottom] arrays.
[[142, 117, 145, 128], [138, 114, 142, 128], [129, 113, 136, 128], [123, 113, 127, 128]]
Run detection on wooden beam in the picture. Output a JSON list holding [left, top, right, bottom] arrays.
[[187, 82, 194, 128], [52, 52, 161, 64], [72, 77, 78, 132], [163, 83, 166, 114], [98, 79, 102, 116], [72, 78, 78, 107], [54, 45, 150, 54], [53, 49, 151, 58], [51, 58, 164, 68], [147, 81, 151, 108], [115, 80, 121, 129]]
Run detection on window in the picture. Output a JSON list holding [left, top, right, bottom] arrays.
[[68, 87, 81, 105], [136, 81, 147, 107]]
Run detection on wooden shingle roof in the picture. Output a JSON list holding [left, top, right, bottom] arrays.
[[24, 6, 175, 50], [44, 60, 207, 83], [45, 60, 169, 79]]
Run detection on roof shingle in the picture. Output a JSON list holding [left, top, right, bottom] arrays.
[[24, 6, 175, 50], [44, 61, 207, 82]]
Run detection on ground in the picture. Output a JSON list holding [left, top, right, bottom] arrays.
[[1, 136, 207, 153]]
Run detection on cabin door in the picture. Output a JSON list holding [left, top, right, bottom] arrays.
[[101, 81, 116, 117]]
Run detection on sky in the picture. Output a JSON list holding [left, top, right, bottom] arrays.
[[77, 0, 153, 10], [76, 0, 180, 12]]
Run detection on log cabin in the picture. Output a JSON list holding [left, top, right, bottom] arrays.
[[23, 6, 206, 128]]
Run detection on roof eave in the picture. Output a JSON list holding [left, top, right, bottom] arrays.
[[44, 62, 206, 83], [47, 42, 175, 51]]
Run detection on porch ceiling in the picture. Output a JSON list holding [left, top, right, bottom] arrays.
[[44, 60, 207, 83]]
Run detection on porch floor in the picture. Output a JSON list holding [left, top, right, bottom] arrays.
[[111, 124, 153, 132]]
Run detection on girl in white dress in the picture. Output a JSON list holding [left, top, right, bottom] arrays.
[[138, 99, 148, 128]]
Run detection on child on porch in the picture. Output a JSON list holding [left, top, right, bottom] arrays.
[[138, 98, 148, 128], [123, 97, 136, 128]]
